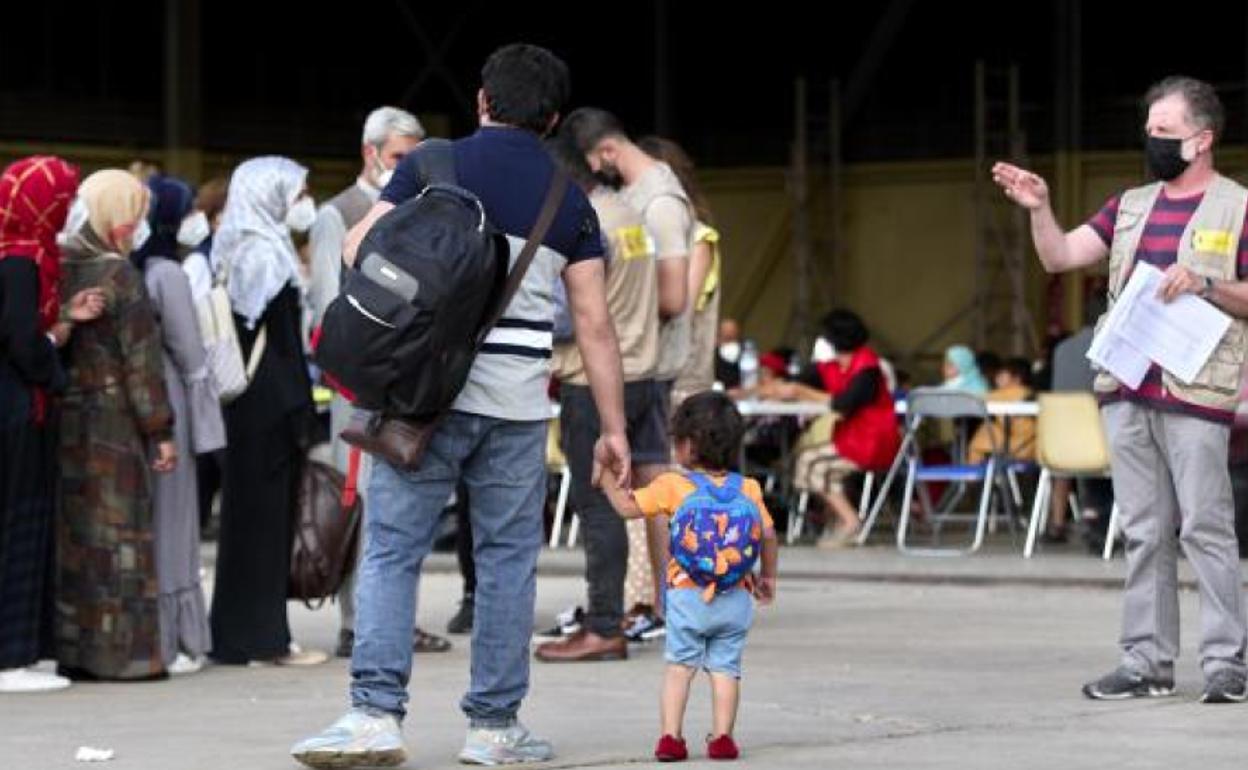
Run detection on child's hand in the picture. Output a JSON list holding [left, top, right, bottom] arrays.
[[754, 575, 776, 605]]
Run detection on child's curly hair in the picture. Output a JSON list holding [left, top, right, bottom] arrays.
[[671, 391, 745, 472]]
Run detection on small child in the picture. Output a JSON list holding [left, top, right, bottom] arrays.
[[601, 391, 779, 762], [968, 356, 1036, 463]]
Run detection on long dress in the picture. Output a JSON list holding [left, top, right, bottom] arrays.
[[210, 285, 315, 663], [57, 251, 173, 680], [142, 257, 225, 665], [0, 258, 63, 670]]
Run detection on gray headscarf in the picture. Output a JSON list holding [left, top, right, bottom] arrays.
[[212, 156, 308, 328]]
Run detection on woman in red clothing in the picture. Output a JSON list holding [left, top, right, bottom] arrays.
[[761, 310, 901, 547]]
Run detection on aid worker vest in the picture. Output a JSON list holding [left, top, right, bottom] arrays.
[[1093, 174, 1248, 411]]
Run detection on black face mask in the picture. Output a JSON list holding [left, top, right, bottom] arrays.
[[1145, 135, 1191, 181]]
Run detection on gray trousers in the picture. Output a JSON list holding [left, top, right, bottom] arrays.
[[1103, 401, 1247, 679]]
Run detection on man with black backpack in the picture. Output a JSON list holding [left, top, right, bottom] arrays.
[[292, 44, 630, 769]]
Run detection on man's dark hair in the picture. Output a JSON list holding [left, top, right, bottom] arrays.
[[1002, 357, 1034, 389], [976, 351, 1002, 382], [671, 391, 744, 472], [546, 134, 598, 191], [481, 44, 570, 134], [559, 107, 628, 154], [820, 309, 869, 352], [1143, 75, 1225, 140]]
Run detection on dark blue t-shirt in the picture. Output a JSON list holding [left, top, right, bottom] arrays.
[[381, 126, 603, 265]]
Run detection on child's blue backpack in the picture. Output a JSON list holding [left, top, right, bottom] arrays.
[[670, 472, 763, 599]]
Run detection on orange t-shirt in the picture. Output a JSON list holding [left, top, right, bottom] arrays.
[[632, 471, 775, 593]]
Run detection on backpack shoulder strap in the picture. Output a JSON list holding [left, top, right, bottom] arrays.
[[476, 170, 569, 343], [414, 139, 459, 188]]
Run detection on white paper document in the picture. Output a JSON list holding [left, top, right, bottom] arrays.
[[1087, 263, 1232, 388]]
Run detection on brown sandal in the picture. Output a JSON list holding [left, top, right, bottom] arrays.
[[413, 627, 452, 653]]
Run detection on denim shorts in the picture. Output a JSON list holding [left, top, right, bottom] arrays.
[[664, 586, 754, 678]]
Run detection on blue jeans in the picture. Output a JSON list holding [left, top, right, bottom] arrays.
[[349, 412, 547, 726]]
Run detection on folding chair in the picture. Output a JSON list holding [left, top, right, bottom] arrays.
[[545, 418, 577, 548], [1023, 392, 1119, 560], [891, 388, 1006, 556]]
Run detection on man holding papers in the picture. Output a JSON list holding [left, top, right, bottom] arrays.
[[994, 76, 1248, 704]]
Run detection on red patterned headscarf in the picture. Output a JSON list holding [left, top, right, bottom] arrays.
[[0, 156, 81, 330]]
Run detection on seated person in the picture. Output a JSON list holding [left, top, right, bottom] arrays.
[[941, 345, 989, 394], [967, 357, 1036, 464], [759, 309, 901, 548]]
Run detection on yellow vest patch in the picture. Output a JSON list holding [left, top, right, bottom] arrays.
[[611, 225, 651, 261], [1193, 229, 1236, 257]]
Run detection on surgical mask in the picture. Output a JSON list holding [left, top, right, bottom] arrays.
[[1145, 134, 1197, 181], [811, 337, 836, 363], [718, 341, 741, 363], [176, 210, 211, 248], [131, 218, 151, 251], [285, 196, 316, 233], [375, 166, 394, 190]]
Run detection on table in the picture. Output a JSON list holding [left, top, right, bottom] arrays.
[[735, 399, 1039, 419]]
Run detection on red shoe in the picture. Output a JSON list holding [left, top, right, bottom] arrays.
[[655, 734, 688, 762], [707, 734, 739, 760]]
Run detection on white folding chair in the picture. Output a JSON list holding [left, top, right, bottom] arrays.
[[545, 419, 579, 548]]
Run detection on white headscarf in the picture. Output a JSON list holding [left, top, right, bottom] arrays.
[[212, 156, 308, 328]]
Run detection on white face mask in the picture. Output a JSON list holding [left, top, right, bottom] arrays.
[[375, 166, 395, 191], [718, 341, 742, 363], [811, 337, 836, 363], [176, 210, 211, 248], [131, 218, 152, 251], [285, 196, 316, 233]]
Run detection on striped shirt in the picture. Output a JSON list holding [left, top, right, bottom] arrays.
[[382, 127, 604, 421], [1087, 190, 1248, 423]]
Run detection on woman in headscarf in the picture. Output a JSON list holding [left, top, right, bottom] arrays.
[[209, 157, 325, 666], [0, 156, 108, 693], [941, 345, 990, 395], [56, 169, 177, 681], [131, 175, 226, 675]]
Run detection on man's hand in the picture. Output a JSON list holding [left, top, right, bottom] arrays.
[[991, 162, 1050, 211], [152, 440, 178, 473], [592, 432, 631, 490], [67, 288, 107, 322], [1157, 264, 1204, 303]]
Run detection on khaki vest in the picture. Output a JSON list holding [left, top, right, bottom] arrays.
[[327, 183, 375, 231], [1093, 174, 1248, 410]]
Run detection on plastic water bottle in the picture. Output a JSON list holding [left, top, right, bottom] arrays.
[[740, 340, 759, 392]]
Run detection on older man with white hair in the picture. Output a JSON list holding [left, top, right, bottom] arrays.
[[306, 106, 451, 659]]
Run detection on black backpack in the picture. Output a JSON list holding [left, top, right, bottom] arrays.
[[315, 140, 567, 420]]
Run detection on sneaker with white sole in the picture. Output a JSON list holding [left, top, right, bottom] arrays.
[[168, 654, 206, 676], [290, 708, 406, 769], [458, 722, 554, 766], [532, 605, 582, 642], [1081, 666, 1175, 700], [1200, 669, 1248, 704], [0, 668, 71, 693]]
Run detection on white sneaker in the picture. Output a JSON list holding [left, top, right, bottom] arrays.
[[277, 643, 329, 667], [168, 654, 206, 676], [459, 722, 554, 766], [290, 708, 406, 769], [0, 668, 71, 693]]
